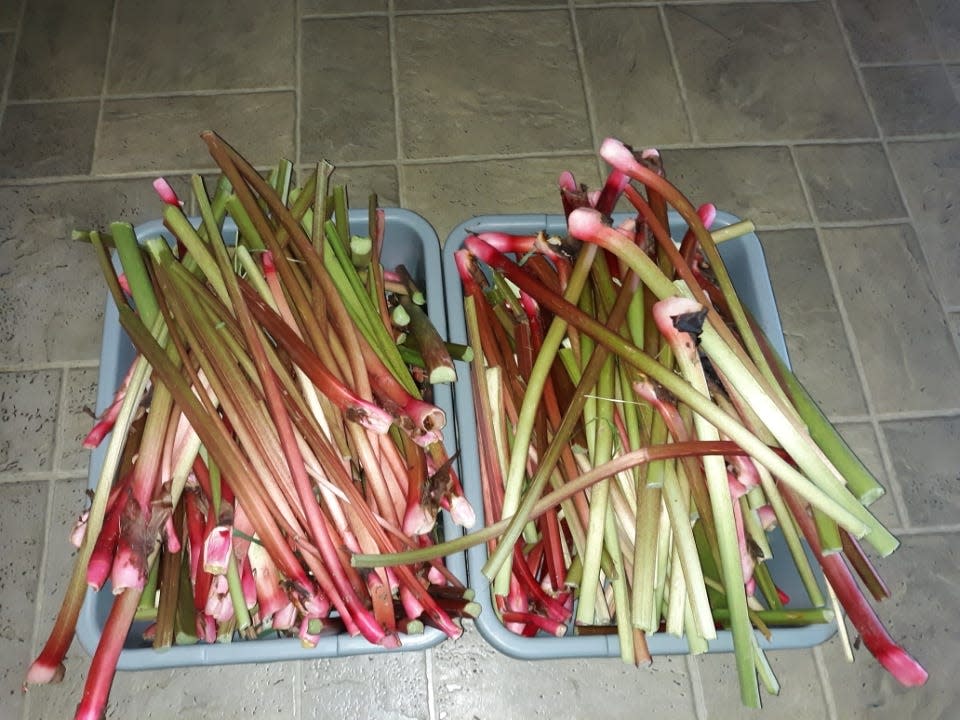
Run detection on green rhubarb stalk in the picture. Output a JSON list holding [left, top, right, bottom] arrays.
[[603, 505, 635, 664], [112, 222, 160, 327], [486, 243, 599, 597]]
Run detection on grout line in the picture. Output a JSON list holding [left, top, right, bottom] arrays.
[[892, 523, 960, 535], [0, 163, 282, 187], [394, 4, 567, 16], [425, 647, 437, 720], [5, 85, 299, 105], [89, 0, 121, 177], [0, 0, 26, 141], [294, 659, 303, 720], [388, 0, 406, 208], [0, 469, 93, 485], [812, 645, 841, 720], [658, 4, 698, 143], [566, 0, 602, 176], [399, 148, 597, 165], [301, 10, 388, 20], [685, 655, 709, 720], [50, 367, 70, 473], [0, 359, 99, 373]]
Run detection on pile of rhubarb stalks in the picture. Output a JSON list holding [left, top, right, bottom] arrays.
[[25, 132, 476, 720], [357, 138, 928, 707]]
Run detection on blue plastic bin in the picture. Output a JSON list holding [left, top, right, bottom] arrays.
[[77, 208, 466, 669], [441, 211, 838, 659]]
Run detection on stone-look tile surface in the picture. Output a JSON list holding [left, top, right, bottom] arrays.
[[8, 0, 112, 99], [0, 101, 99, 178], [301, 17, 395, 164], [58, 368, 99, 474], [949, 65, 960, 99], [918, 0, 960, 60], [107, 0, 294, 94], [666, 3, 874, 142], [882, 417, 960, 527], [0, 31, 14, 84], [862, 65, 960, 136], [303, 0, 385, 12], [793, 143, 905, 223], [403, 155, 600, 242], [693, 649, 828, 719], [761, 229, 866, 417], [833, 422, 901, 528], [0, 178, 183, 364], [434, 624, 698, 719], [818, 533, 957, 718], [396, 12, 591, 158], [662, 146, 810, 227], [315, 164, 400, 209], [0, 481, 47, 720], [577, 7, 690, 144], [0, 370, 60, 473], [836, 0, 938, 63], [822, 224, 960, 413], [887, 140, 960, 307], [94, 93, 295, 173], [301, 653, 429, 719]]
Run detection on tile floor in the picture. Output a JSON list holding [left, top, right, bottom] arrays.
[[1, 0, 958, 718]]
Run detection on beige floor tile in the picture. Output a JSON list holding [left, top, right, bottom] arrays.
[[917, 0, 960, 60], [300, 17, 396, 164], [761, 228, 866, 417], [0, 101, 99, 178], [58, 368, 100, 475], [660, 146, 810, 227], [887, 140, 960, 307], [882, 417, 960, 527], [817, 533, 955, 718], [693, 648, 828, 719], [8, 0, 112, 99], [94, 93, 295, 173], [395, 12, 591, 158], [402, 155, 600, 242], [578, 7, 691, 146], [434, 623, 698, 720], [833, 422, 901, 528], [836, 0, 938, 63], [107, 0, 294, 94], [794, 143, 905, 223], [666, 2, 874, 142], [301, 653, 429, 719], [822, 224, 960, 413], [0, 370, 60, 473], [0, 481, 48, 720], [0, 178, 186, 364], [863, 65, 960, 136]]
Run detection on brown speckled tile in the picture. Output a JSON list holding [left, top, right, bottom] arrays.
[[882, 417, 960, 527], [818, 533, 957, 717], [434, 623, 697, 719], [862, 65, 960, 136], [0, 481, 47, 720], [660, 146, 810, 227], [822, 224, 960, 413], [761, 229, 866, 417], [887, 140, 960, 307], [9, 0, 112, 99], [918, 0, 960, 60], [396, 11, 590, 158], [693, 649, 828, 719], [301, 654, 428, 719], [107, 0, 294, 94], [94, 93, 295, 173], [0, 101, 99, 178], [403, 155, 599, 242], [836, 0, 938, 63], [794, 143, 905, 223], [578, 7, 690, 145], [58, 367, 99, 475], [832, 422, 901, 528], [0, 370, 60, 473], [300, 17, 395, 164], [666, 2, 874, 142], [0, 178, 188, 364]]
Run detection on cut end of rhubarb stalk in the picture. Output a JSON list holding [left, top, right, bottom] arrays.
[[24, 659, 66, 687]]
